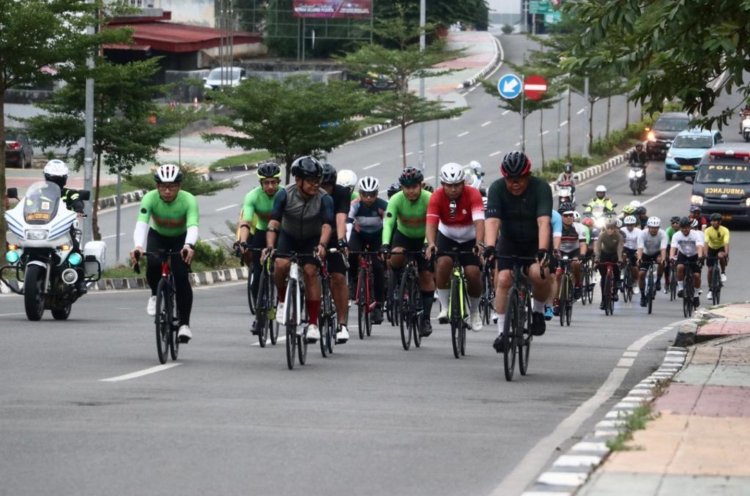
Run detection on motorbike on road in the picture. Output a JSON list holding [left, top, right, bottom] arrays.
[[742, 116, 750, 142], [628, 163, 647, 195], [1, 182, 105, 321], [556, 181, 576, 208]]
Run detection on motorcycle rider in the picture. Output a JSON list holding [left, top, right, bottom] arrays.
[[628, 143, 648, 189], [584, 185, 615, 214], [556, 162, 577, 197]]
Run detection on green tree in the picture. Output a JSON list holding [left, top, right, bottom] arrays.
[[24, 58, 178, 240], [204, 75, 374, 182], [0, 0, 127, 259], [560, 0, 750, 126]]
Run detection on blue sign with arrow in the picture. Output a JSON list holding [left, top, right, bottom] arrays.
[[497, 73, 522, 99]]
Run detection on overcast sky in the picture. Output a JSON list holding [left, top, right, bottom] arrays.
[[487, 0, 521, 14]]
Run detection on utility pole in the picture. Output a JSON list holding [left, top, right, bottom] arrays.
[[82, 0, 95, 244], [583, 76, 590, 158], [418, 0, 426, 170]]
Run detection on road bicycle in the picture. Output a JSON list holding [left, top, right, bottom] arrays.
[[317, 250, 339, 357], [394, 251, 425, 351], [479, 259, 495, 325], [707, 256, 723, 305], [597, 261, 619, 316], [134, 249, 184, 364], [621, 256, 635, 303], [249, 247, 278, 348], [436, 249, 474, 359], [680, 259, 699, 318], [275, 251, 311, 370], [667, 259, 678, 301], [351, 249, 379, 340], [497, 255, 537, 382], [642, 259, 658, 315], [581, 255, 595, 305], [556, 255, 575, 327]]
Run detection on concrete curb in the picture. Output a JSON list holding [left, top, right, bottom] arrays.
[[461, 34, 503, 90], [549, 149, 631, 195], [520, 325, 691, 496]]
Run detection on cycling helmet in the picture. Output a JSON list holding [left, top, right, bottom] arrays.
[[399, 167, 424, 186], [595, 185, 607, 193], [582, 217, 594, 228], [321, 162, 337, 185], [679, 216, 691, 228], [573, 211, 581, 221], [646, 216, 661, 228], [439, 162, 465, 184], [463, 167, 482, 189], [154, 163, 182, 183], [690, 218, 700, 229], [43, 159, 70, 189], [423, 183, 434, 193], [358, 176, 379, 193], [467, 160, 483, 173], [563, 162, 573, 174], [624, 215, 637, 225], [670, 216, 681, 224], [690, 205, 702, 213], [257, 162, 281, 179], [615, 218, 623, 228], [636, 206, 647, 216], [629, 200, 641, 208], [337, 169, 358, 189], [558, 201, 576, 215], [387, 182, 401, 199], [622, 205, 636, 215], [710, 213, 722, 222], [291, 155, 323, 179], [500, 151, 532, 178]]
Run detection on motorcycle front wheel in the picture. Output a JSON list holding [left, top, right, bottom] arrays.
[[24, 265, 46, 321]]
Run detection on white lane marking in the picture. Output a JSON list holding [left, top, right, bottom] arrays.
[[560, 120, 569, 127], [577, 108, 585, 115], [234, 172, 253, 179], [252, 335, 287, 346], [400, 152, 414, 157], [430, 143, 437, 147], [215, 203, 238, 212], [102, 232, 125, 240], [363, 162, 381, 170], [642, 183, 682, 205], [481, 121, 492, 127], [541, 130, 550, 136], [100, 363, 182, 382], [489, 151, 502, 157], [424, 176, 435, 182], [457, 131, 470, 137], [514, 141, 521, 147], [0, 312, 26, 316], [488, 323, 679, 496], [502, 110, 510, 116]]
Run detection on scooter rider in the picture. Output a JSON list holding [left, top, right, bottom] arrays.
[[556, 162, 577, 196], [628, 143, 648, 189]]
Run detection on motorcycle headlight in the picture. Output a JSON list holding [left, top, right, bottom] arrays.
[[25, 229, 49, 240], [628, 170, 636, 178], [647, 131, 656, 141], [690, 195, 704, 206], [5, 250, 20, 265], [745, 198, 750, 207], [68, 252, 82, 266], [666, 151, 673, 158], [636, 170, 643, 177]]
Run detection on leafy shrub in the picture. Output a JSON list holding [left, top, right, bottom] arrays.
[[192, 240, 226, 267], [502, 24, 514, 35], [126, 165, 237, 196]]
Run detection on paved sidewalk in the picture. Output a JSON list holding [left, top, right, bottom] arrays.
[[575, 303, 750, 496]]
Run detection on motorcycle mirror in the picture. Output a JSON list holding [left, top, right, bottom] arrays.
[[79, 190, 91, 201], [6, 187, 18, 199]]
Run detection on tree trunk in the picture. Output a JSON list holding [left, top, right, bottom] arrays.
[[625, 93, 631, 128], [606, 95, 611, 138], [91, 153, 102, 241], [589, 99, 596, 151], [401, 123, 407, 168], [567, 87, 572, 159], [0, 96, 7, 262]]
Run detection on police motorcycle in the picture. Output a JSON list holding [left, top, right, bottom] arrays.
[[742, 115, 750, 142], [583, 202, 618, 230], [557, 181, 576, 208], [1, 182, 105, 321], [628, 161, 647, 195]]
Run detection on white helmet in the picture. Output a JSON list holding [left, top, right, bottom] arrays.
[[629, 200, 642, 208], [467, 160, 483, 172], [357, 176, 379, 193], [154, 163, 182, 183], [573, 211, 581, 221], [44, 159, 69, 178], [616, 218, 623, 228], [595, 185, 607, 193], [647, 216, 661, 228], [463, 166, 482, 189], [337, 169, 358, 189], [624, 215, 637, 225], [439, 162, 465, 184]]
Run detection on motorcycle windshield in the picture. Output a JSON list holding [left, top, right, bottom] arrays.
[[23, 181, 62, 225], [591, 205, 605, 216]]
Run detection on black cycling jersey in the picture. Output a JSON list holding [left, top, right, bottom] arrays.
[[486, 176, 553, 245]]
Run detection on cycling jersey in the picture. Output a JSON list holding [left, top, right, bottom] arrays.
[[704, 225, 730, 250], [620, 227, 642, 250], [271, 185, 334, 240], [382, 190, 431, 243], [241, 186, 278, 232], [486, 177, 552, 245], [671, 230, 704, 257], [426, 186, 484, 243], [596, 231, 623, 259], [137, 190, 199, 238], [665, 226, 677, 244], [331, 184, 352, 216], [559, 223, 587, 253], [551, 210, 562, 238], [637, 229, 668, 255], [348, 197, 387, 236]]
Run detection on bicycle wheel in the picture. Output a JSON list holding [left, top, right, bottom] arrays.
[[298, 330, 308, 365], [398, 272, 413, 350], [169, 287, 179, 361], [683, 281, 693, 318], [357, 268, 367, 340], [256, 270, 269, 348], [285, 285, 297, 370], [565, 298, 572, 327], [154, 279, 170, 364], [365, 270, 373, 337], [503, 290, 519, 381], [603, 272, 613, 316], [670, 271, 678, 301], [319, 280, 331, 357], [581, 267, 589, 306], [559, 274, 569, 327], [623, 267, 633, 303], [518, 295, 532, 376], [647, 271, 654, 315], [247, 272, 256, 315], [411, 278, 422, 349], [587, 266, 595, 304], [268, 280, 278, 345], [450, 278, 461, 359], [712, 268, 722, 305]]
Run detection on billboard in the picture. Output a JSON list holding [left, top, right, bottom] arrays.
[[293, 0, 372, 19]]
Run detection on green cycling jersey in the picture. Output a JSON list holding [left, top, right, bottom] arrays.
[[382, 190, 431, 243], [241, 186, 278, 232], [137, 189, 199, 237]]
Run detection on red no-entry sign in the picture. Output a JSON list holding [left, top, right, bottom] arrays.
[[524, 75, 547, 101]]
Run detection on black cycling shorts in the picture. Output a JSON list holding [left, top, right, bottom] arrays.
[[277, 230, 319, 267], [495, 238, 538, 272], [392, 229, 433, 272], [676, 253, 701, 272], [436, 232, 480, 267], [706, 247, 725, 267]]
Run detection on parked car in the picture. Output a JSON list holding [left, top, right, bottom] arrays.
[[688, 143, 750, 223], [203, 66, 246, 91], [361, 71, 397, 92], [664, 128, 723, 180], [645, 112, 691, 160], [4, 128, 33, 169]]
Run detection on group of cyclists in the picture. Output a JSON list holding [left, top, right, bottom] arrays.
[[114, 146, 730, 356]]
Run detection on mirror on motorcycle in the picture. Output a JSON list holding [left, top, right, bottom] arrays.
[[683, 176, 694, 184], [6, 188, 18, 199], [78, 190, 91, 201]]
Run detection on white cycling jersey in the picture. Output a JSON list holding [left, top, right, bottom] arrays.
[[671, 230, 704, 257], [620, 226, 642, 250]]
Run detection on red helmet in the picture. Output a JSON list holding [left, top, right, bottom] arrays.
[[501, 151, 532, 178]]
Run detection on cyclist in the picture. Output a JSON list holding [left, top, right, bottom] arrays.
[[347, 176, 387, 324], [387, 182, 401, 200], [236, 162, 282, 334], [464, 160, 487, 195], [704, 213, 730, 300], [688, 205, 708, 231], [636, 216, 668, 307], [663, 216, 681, 292], [621, 215, 642, 295], [552, 202, 587, 314], [594, 218, 623, 310], [426, 163, 485, 332], [337, 169, 358, 202], [636, 205, 649, 230], [545, 207, 564, 321], [266, 156, 334, 344], [130, 164, 199, 343], [584, 185, 615, 214], [381, 167, 436, 336], [670, 216, 705, 308], [320, 162, 353, 343], [483, 151, 553, 352]]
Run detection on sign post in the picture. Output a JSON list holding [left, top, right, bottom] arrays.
[[523, 74, 548, 101]]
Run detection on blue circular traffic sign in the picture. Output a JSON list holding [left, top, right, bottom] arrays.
[[497, 73, 522, 99]]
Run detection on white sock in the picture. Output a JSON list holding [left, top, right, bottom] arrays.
[[496, 315, 505, 336], [678, 281, 684, 290], [437, 288, 449, 311], [533, 299, 546, 313], [469, 296, 480, 312]]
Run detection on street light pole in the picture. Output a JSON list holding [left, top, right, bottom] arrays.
[[82, 0, 95, 244], [418, 0, 426, 170]]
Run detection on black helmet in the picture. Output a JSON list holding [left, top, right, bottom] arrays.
[[257, 162, 281, 179], [563, 162, 573, 174], [679, 216, 691, 228], [670, 216, 681, 224], [710, 213, 722, 222], [321, 162, 337, 185], [387, 182, 401, 199], [501, 151, 532, 178], [291, 155, 322, 179], [399, 167, 424, 186], [636, 206, 647, 216], [690, 205, 702, 213], [558, 201, 575, 214], [635, 142, 644, 149]]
